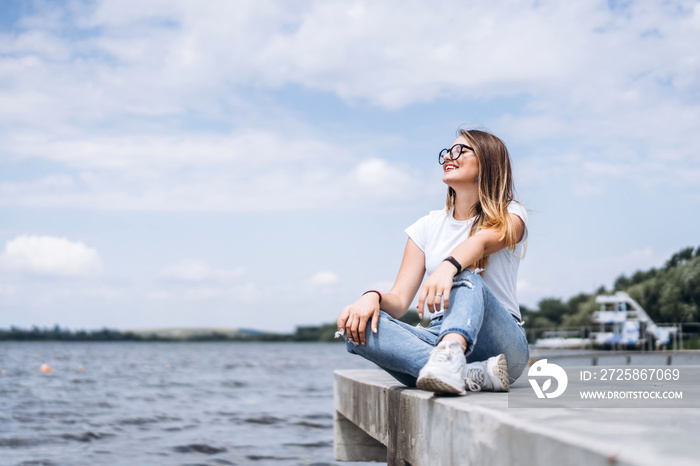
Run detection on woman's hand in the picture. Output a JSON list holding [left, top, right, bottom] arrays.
[[337, 293, 380, 346], [417, 261, 459, 318]]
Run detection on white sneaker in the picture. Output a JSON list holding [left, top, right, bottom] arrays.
[[416, 341, 467, 395], [465, 354, 509, 392]]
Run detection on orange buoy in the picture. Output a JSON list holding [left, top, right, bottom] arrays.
[[40, 364, 52, 373], [1, 370, 6, 376], [78, 366, 85, 372]]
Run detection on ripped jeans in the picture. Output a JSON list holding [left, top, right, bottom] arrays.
[[346, 269, 530, 386]]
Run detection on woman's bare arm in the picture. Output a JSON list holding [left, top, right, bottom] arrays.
[[337, 238, 426, 345], [380, 238, 427, 318]]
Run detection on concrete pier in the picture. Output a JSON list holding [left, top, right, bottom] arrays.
[[334, 369, 700, 466]]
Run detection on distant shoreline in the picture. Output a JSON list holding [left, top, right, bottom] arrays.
[[0, 323, 343, 343], [1, 311, 430, 343]]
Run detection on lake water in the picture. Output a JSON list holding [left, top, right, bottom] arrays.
[[0, 342, 379, 466]]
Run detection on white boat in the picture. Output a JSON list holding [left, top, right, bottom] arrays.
[[532, 292, 678, 350], [533, 329, 590, 349], [592, 292, 677, 348], [533, 336, 589, 349]]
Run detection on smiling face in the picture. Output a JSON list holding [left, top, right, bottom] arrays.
[[442, 134, 479, 188]]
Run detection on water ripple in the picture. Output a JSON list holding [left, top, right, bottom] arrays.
[[171, 443, 227, 454], [0, 341, 377, 465]]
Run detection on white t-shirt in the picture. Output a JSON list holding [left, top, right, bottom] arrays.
[[404, 202, 528, 320]]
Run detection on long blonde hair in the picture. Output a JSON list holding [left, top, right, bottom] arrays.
[[445, 129, 520, 270]]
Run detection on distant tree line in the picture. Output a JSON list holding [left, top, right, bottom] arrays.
[[0, 325, 148, 341], [520, 245, 700, 329], [0, 314, 427, 342], [0, 323, 351, 342]]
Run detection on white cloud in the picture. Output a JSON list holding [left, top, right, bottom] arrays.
[[3, 130, 335, 171], [155, 260, 258, 302], [355, 159, 412, 197], [230, 282, 258, 301], [308, 270, 340, 286], [0, 0, 578, 119], [0, 235, 102, 277], [162, 260, 246, 282], [183, 286, 226, 300], [0, 283, 18, 296], [608, 247, 668, 274], [0, 129, 422, 211], [1, 0, 698, 210], [178, 282, 258, 301], [147, 290, 172, 300], [2, 1, 699, 118], [517, 280, 533, 293], [571, 179, 606, 198], [516, 279, 554, 305], [84, 287, 120, 299]]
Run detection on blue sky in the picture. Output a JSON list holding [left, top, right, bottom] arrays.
[[1, 0, 699, 332]]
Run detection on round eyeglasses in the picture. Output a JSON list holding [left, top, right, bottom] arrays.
[[439, 144, 474, 165]]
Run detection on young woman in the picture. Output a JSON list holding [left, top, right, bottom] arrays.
[[336, 129, 529, 395]]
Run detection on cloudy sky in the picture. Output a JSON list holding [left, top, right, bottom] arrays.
[[1, 0, 699, 332]]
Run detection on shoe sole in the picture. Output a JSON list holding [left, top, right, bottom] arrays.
[[486, 354, 510, 392], [416, 372, 466, 395]]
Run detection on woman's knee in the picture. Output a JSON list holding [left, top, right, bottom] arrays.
[[344, 335, 357, 353], [452, 270, 484, 289], [344, 312, 387, 354], [449, 272, 485, 310]]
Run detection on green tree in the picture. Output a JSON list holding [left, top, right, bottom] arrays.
[[536, 298, 569, 325], [665, 247, 694, 269]]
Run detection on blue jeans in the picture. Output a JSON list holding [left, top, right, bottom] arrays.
[[346, 269, 529, 386]]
